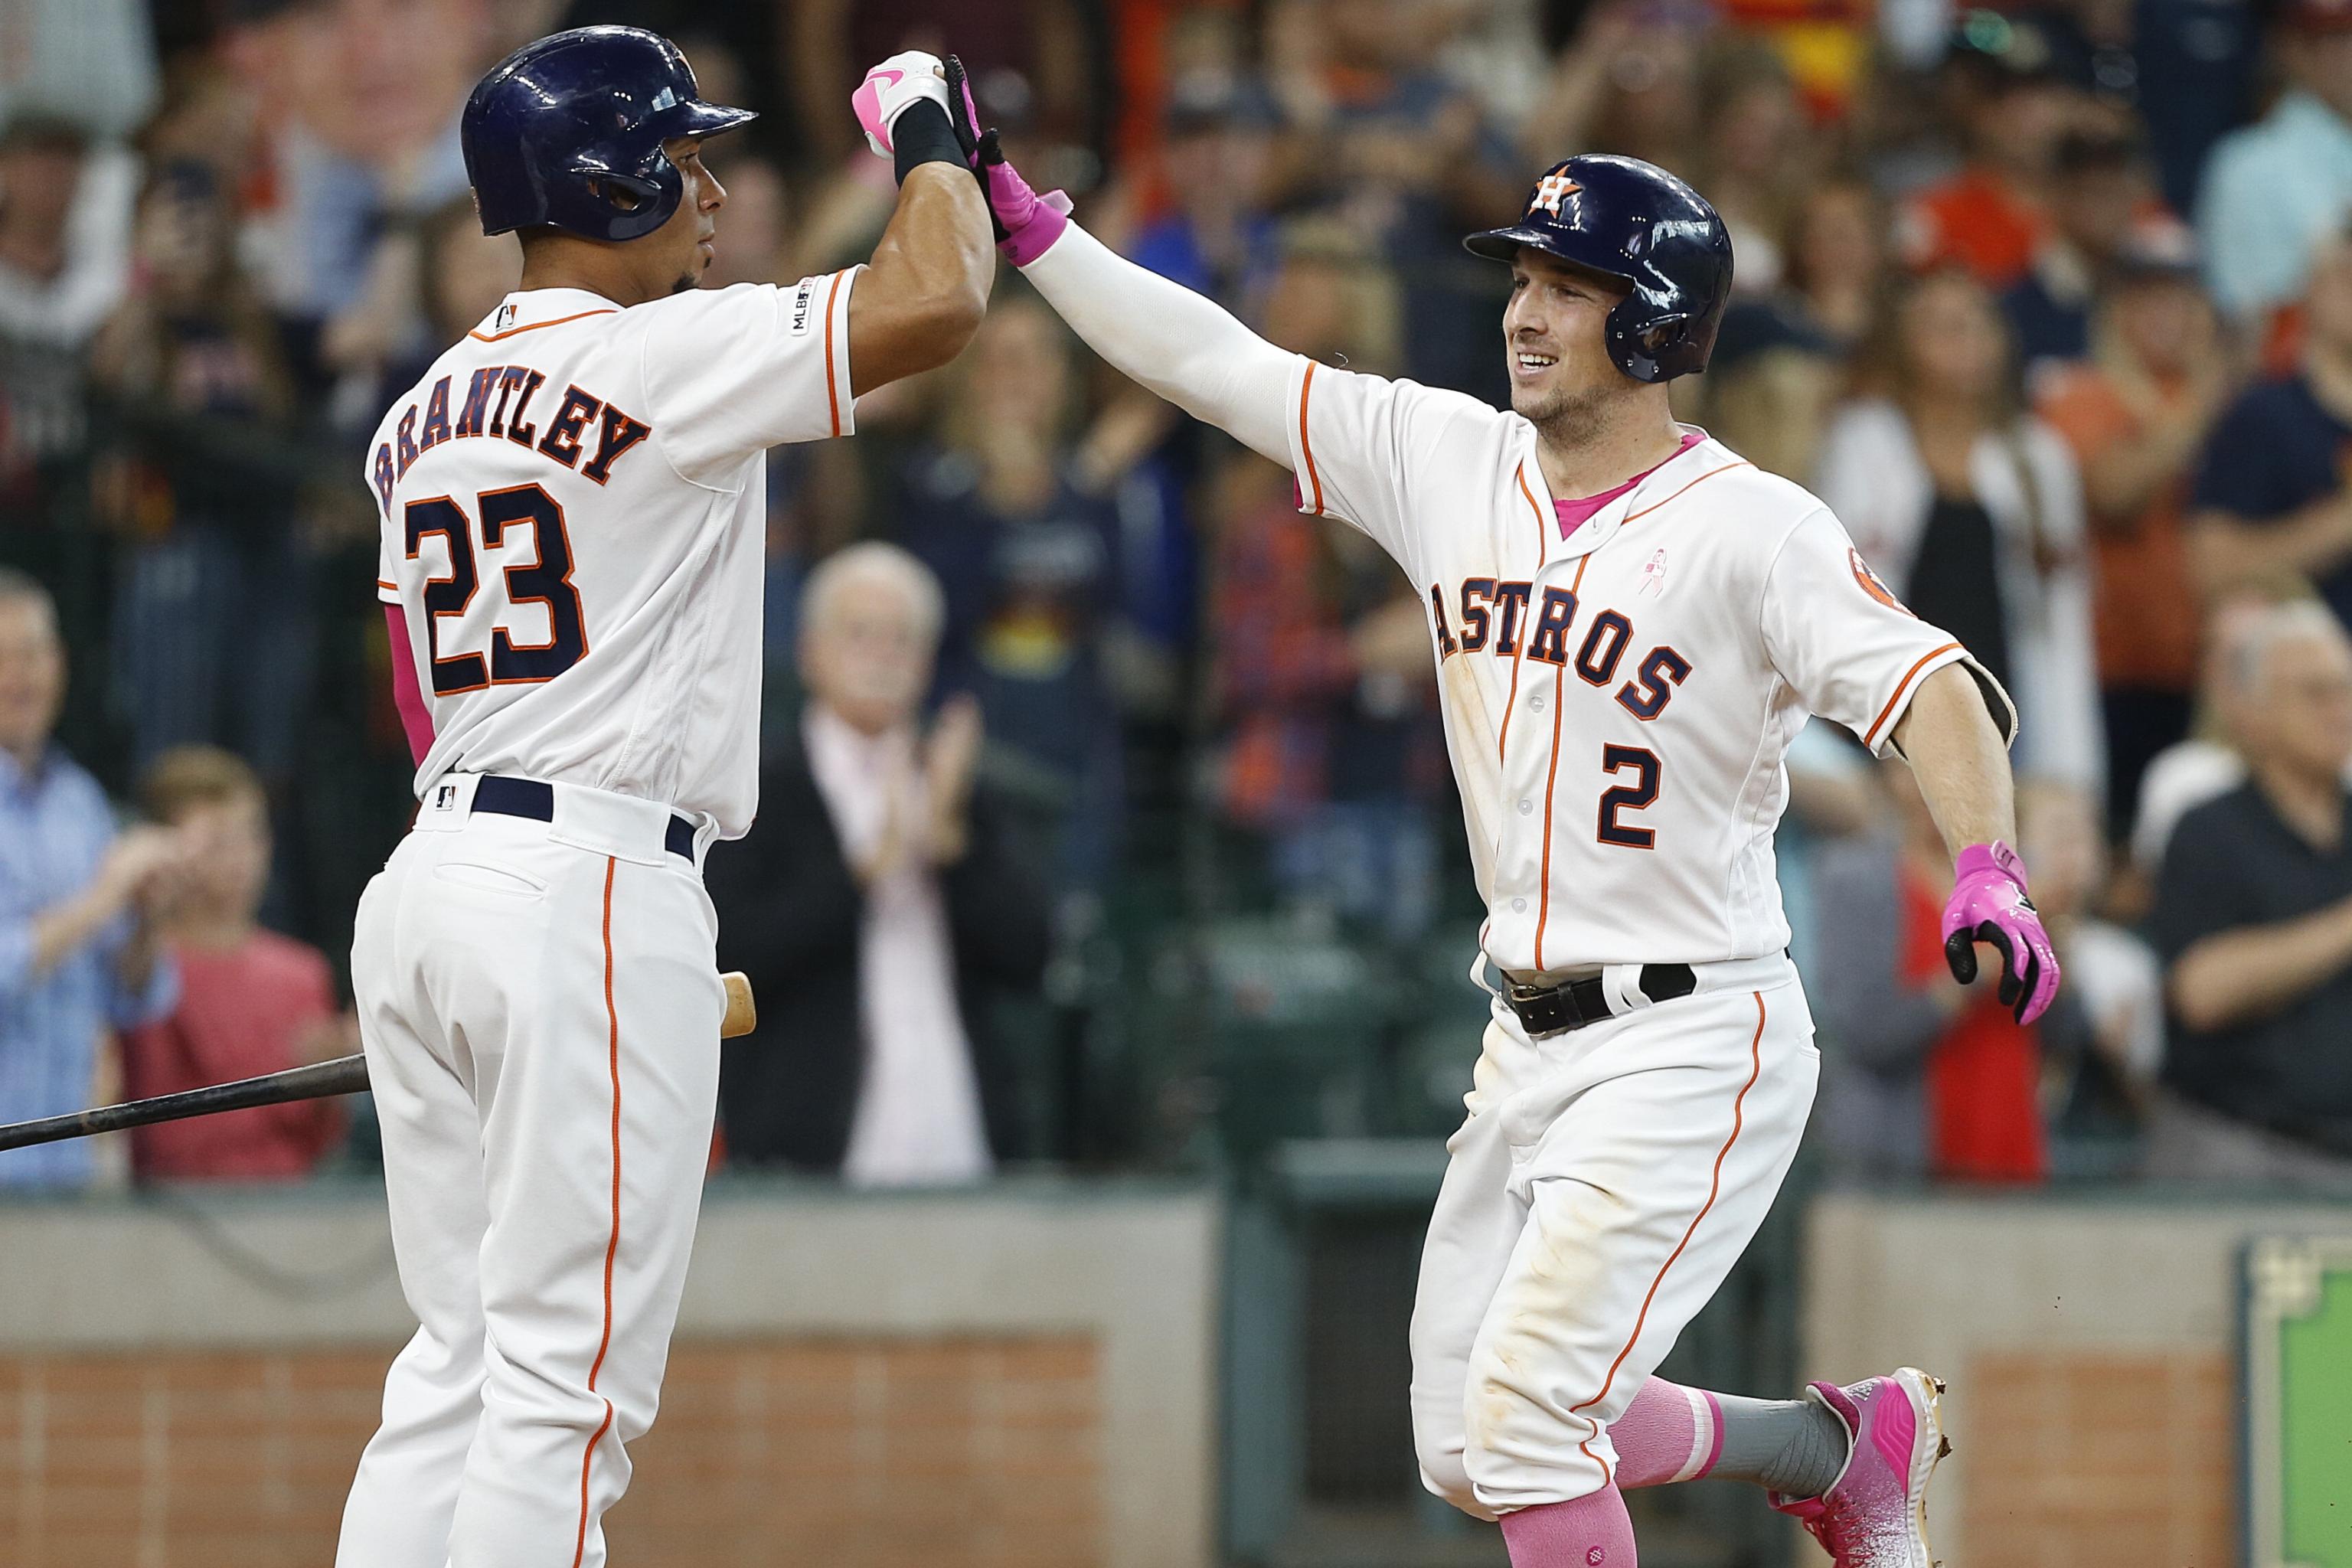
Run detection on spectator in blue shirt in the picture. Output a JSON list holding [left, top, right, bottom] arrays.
[[895, 299, 1134, 893], [2002, 131, 2157, 386], [2197, 0, 2352, 324], [2189, 230, 2352, 629], [0, 567, 182, 1188], [1126, 70, 1282, 312]]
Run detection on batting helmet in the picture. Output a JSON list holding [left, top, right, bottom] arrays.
[[1465, 155, 1733, 384], [461, 26, 757, 243]]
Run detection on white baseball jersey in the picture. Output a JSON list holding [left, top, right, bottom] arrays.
[[367, 274, 859, 838], [1282, 360, 2014, 975], [348, 270, 861, 1567]]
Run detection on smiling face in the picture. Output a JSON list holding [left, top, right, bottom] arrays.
[[1502, 247, 1635, 430]]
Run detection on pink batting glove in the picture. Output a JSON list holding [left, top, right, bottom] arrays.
[[948, 54, 985, 165], [936, 56, 1070, 263], [973, 129, 1072, 266], [1940, 841, 2061, 1025], [851, 50, 951, 158]]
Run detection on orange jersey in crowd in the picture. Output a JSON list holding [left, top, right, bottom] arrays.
[[1898, 168, 2047, 288], [2037, 365, 2202, 694]]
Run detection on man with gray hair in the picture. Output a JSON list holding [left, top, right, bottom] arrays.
[[706, 544, 1050, 1182], [0, 568, 186, 1187], [2149, 599, 2352, 1185]]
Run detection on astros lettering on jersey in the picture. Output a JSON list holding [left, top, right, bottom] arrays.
[[368, 272, 856, 838], [1282, 358, 2015, 974]]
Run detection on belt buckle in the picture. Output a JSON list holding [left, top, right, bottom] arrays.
[[1505, 979, 1576, 1040]]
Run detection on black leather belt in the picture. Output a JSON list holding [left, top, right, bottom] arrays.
[[471, 776, 694, 861], [1503, 962, 1697, 1039]]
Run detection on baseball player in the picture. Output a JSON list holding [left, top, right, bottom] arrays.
[[961, 138, 2060, 1567], [341, 29, 992, 1568]]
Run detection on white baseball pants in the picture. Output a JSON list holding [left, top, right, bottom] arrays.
[[338, 776, 724, 1568], [1410, 956, 1818, 1519]]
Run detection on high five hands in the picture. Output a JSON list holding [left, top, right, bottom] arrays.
[[852, 51, 1071, 263]]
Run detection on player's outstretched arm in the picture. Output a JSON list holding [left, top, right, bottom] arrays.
[[1892, 664, 2061, 1024], [1021, 224, 1295, 465], [844, 53, 995, 397], [952, 102, 1295, 466]]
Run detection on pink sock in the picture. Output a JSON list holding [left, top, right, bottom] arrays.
[[1499, 1485, 1638, 1568], [1609, 1377, 1723, 1488]]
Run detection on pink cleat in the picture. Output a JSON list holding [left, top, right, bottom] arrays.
[[1769, 1367, 1950, 1568]]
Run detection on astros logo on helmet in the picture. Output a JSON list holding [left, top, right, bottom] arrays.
[[1531, 172, 1583, 216]]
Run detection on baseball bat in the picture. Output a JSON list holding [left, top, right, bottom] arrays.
[[0, 972, 758, 1156]]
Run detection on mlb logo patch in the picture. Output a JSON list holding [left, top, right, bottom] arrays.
[[1530, 173, 1582, 217], [493, 302, 517, 333], [435, 783, 457, 811]]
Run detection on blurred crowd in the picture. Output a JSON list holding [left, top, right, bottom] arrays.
[[5, 0, 2352, 1194]]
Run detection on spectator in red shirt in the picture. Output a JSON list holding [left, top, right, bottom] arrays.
[[1812, 760, 2095, 1183], [119, 746, 349, 1181], [1897, 16, 2077, 289]]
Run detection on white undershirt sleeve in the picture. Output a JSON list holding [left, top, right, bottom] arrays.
[[1018, 224, 1297, 466]]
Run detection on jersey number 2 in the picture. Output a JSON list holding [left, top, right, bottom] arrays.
[[1596, 744, 1661, 849], [403, 484, 588, 694]]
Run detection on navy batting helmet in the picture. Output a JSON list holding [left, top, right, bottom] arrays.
[[1465, 155, 1733, 384], [461, 27, 756, 243]]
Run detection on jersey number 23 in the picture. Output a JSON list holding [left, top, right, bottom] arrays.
[[403, 482, 587, 694]]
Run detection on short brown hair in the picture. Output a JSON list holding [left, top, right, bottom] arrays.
[[140, 746, 263, 825]]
